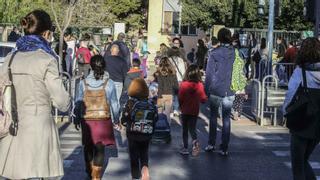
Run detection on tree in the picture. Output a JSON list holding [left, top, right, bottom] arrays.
[[105, 0, 145, 32], [0, 0, 48, 24], [275, 0, 313, 31], [181, 0, 312, 31], [72, 0, 115, 27], [181, 0, 233, 30], [50, 0, 80, 71]]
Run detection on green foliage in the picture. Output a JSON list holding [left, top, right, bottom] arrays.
[[275, 0, 313, 31], [182, 0, 312, 31], [0, 0, 146, 32], [105, 0, 145, 31], [0, 0, 49, 25], [181, 0, 233, 30]]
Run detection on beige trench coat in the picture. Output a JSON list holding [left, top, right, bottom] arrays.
[[0, 50, 70, 179]]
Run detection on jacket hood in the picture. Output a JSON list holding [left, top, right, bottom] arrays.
[[127, 78, 149, 99]]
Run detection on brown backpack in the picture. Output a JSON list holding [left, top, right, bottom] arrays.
[[83, 80, 111, 120]]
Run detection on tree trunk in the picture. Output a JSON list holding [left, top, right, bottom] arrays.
[[58, 31, 64, 73]]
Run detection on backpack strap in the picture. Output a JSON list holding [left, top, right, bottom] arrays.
[[170, 57, 184, 79], [8, 52, 18, 82], [83, 79, 89, 91], [8, 52, 19, 136], [102, 79, 108, 89]]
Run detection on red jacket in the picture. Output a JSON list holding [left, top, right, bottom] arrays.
[[178, 81, 207, 116], [284, 47, 298, 63], [76, 47, 92, 64]]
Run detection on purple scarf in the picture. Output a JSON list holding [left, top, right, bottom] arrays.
[[16, 35, 58, 60]]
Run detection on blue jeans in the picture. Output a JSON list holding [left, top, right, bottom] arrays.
[[114, 82, 123, 103], [208, 95, 235, 151]]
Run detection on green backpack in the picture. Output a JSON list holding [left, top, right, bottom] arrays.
[[231, 49, 247, 92]]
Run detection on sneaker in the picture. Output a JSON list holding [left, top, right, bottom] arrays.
[[204, 145, 215, 152], [179, 148, 189, 155], [192, 140, 200, 156], [219, 150, 229, 156]]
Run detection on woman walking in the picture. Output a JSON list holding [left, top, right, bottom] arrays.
[[75, 55, 120, 179], [154, 57, 179, 123], [283, 37, 320, 180], [0, 10, 70, 179]]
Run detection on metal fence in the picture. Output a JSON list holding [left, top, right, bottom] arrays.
[[232, 28, 301, 48]]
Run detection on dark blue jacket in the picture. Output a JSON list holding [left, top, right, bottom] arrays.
[[205, 44, 235, 97]]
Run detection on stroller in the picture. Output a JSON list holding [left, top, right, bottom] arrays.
[[148, 82, 171, 144]]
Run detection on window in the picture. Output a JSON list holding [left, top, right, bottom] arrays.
[[161, 0, 197, 35], [172, 12, 180, 34], [180, 25, 197, 35], [162, 11, 180, 34], [0, 46, 13, 58]]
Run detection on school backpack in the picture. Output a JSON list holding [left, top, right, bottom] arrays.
[[0, 53, 18, 138], [129, 99, 157, 135], [83, 80, 111, 120], [231, 49, 247, 92]]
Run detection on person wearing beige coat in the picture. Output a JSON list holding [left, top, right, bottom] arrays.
[[0, 10, 70, 179], [0, 49, 70, 179]]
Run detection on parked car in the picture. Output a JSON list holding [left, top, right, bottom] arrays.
[[0, 42, 16, 66]]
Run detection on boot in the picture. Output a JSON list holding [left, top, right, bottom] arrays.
[[85, 161, 93, 179], [141, 166, 150, 180], [91, 165, 102, 180]]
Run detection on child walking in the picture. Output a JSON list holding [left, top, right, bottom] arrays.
[[121, 78, 158, 180], [154, 57, 179, 123], [178, 65, 207, 156]]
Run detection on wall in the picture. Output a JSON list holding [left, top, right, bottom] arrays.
[[147, 0, 206, 64]]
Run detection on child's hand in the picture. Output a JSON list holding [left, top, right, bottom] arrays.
[[113, 123, 122, 131]]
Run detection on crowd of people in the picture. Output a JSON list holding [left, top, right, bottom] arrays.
[[1, 9, 320, 180]]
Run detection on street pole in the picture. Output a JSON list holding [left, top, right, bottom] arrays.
[[315, 0, 320, 38], [178, 0, 182, 35], [267, 0, 275, 62]]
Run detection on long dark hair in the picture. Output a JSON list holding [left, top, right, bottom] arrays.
[[183, 64, 202, 82], [90, 55, 105, 80], [260, 38, 267, 49], [155, 57, 176, 76], [296, 37, 320, 66]]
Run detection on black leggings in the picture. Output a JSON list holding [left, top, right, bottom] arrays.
[[181, 114, 198, 149], [128, 139, 150, 179], [84, 143, 105, 167]]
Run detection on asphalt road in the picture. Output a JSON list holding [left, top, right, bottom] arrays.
[[57, 104, 320, 180]]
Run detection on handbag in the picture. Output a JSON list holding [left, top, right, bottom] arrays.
[[285, 67, 320, 132], [0, 52, 18, 138]]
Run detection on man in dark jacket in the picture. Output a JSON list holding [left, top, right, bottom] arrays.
[[105, 33, 131, 68], [7, 27, 21, 42], [105, 44, 129, 102], [204, 28, 235, 156]]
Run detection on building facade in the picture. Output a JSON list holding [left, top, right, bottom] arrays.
[[147, 0, 206, 61]]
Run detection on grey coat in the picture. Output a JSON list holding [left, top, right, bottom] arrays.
[[0, 50, 70, 179]]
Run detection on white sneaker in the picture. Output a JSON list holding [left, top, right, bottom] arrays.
[[204, 145, 215, 152], [179, 148, 189, 155]]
